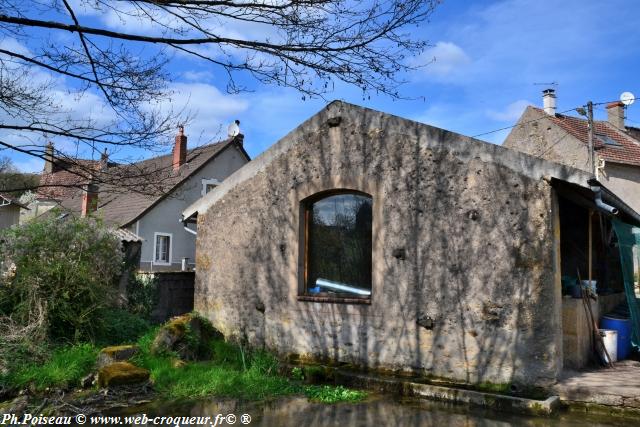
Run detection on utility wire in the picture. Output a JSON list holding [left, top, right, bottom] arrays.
[[472, 96, 639, 140]]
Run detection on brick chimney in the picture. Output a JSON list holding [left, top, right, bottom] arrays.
[[44, 142, 54, 174], [606, 101, 625, 130], [81, 182, 99, 217], [100, 148, 109, 170], [172, 125, 187, 172], [542, 89, 557, 116]]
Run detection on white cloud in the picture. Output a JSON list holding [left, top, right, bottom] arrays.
[[411, 41, 471, 82], [151, 82, 249, 145], [485, 99, 531, 122], [182, 71, 215, 82]]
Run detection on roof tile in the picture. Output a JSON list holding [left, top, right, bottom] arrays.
[[532, 107, 640, 167]]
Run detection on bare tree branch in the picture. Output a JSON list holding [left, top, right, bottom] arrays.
[[0, 0, 439, 196]]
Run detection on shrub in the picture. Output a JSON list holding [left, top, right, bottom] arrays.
[[126, 273, 159, 319], [0, 214, 123, 343], [93, 308, 151, 346]]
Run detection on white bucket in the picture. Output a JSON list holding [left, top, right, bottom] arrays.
[[600, 329, 618, 363]]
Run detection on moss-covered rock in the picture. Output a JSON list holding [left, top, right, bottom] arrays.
[[150, 313, 223, 361], [97, 362, 149, 388], [96, 345, 139, 368]]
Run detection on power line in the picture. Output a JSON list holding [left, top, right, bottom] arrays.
[[471, 106, 583, 139], [472, 97, 639, 140]]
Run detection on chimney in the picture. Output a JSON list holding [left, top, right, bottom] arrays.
[[542, 89, 557, 116], [173, 125, 187, 172], [100, 148, 109, 170], [606, 101, 625, 130], [44, 142, 54, 174], [81, 182, 99, 217]]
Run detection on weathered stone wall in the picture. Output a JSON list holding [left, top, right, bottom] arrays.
[[194, 102, 579, 387]]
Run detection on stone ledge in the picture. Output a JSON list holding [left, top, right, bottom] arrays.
[[335, 371, 560, 416]]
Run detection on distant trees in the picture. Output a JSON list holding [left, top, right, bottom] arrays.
[[0, 156, 38, 196], [0, 0, 439, 194]]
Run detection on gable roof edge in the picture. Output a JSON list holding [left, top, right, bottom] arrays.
[[122, 137, 246, 227]]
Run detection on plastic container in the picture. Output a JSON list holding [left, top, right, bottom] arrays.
[[599, 329, 618, 363], [601, 315, 632, 360]]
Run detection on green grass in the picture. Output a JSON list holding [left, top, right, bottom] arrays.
[[3, 343, 98, 391], [132, 329, 366, 402], [303, 385, 367, 403], [2, 324, 367, 405], [133, 329, 299, 400]]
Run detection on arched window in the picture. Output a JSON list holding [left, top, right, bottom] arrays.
[[303, 191, 372, 299]]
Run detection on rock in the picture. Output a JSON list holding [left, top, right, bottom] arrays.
[[171, 358, 186, 368], [80, 372, 96, 389], [97, 345, 139, 368], [97, 362, 150, 388], [3, 395, 29, 414], [151, 313, 223, 361]]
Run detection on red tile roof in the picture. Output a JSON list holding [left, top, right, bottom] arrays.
[[532, 107, 640, 167], [37, 159, 104, 200]]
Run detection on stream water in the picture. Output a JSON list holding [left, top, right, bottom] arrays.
[[105, 395, 638, 427]]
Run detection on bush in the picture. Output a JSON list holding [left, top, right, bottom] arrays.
[[0, 214, 123, 343], [126, 274, 159, 319], [93, 308, 151, 346]]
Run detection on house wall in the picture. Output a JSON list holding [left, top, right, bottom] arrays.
[[600, 162, 640, 213], [194, 103, 589, 387], [137, 146, 248, 271], [503, 106, 591, 172], [0, 204, 20, 229]]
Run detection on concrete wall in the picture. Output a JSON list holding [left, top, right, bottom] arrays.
[[600, 162, 640, 213], [194, 102, 591, 387], [0, 204, 20, 229], [503, 107, 591, 172], [137, 145, 248, 271]]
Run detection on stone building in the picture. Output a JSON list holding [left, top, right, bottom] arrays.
[[504, 89, 640, 212], [182, 101, 640, 388]]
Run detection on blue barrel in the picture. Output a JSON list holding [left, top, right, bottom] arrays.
[[601, 315, 632, 360]]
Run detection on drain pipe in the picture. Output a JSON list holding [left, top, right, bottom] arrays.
[[179, 217, 197, 236], [591, 186, 618, 215]]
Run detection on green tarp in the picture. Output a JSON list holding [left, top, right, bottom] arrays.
[[611, 219, 640, 349]]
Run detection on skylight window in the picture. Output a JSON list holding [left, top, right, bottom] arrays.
[[596, 134, 621, 146]]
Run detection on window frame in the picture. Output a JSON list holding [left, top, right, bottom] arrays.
[[201, 178, 222, 196], [299, 189, 373, 305], [153, 232, 173, 266]]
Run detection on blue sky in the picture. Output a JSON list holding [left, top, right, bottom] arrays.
[[4, 0, 640, 172]]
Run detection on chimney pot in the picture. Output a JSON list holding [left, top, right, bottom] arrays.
[[542, 89, 557, 116], [173, 125, 188, 172], [81, 182, 99, 217], [606, 101, 625, 130]]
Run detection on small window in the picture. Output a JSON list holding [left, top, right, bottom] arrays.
[[154, 233, 172, 265], [596, 134, 621, 146], [201, 179, 221, 196], [303, 191, 373, 300]]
